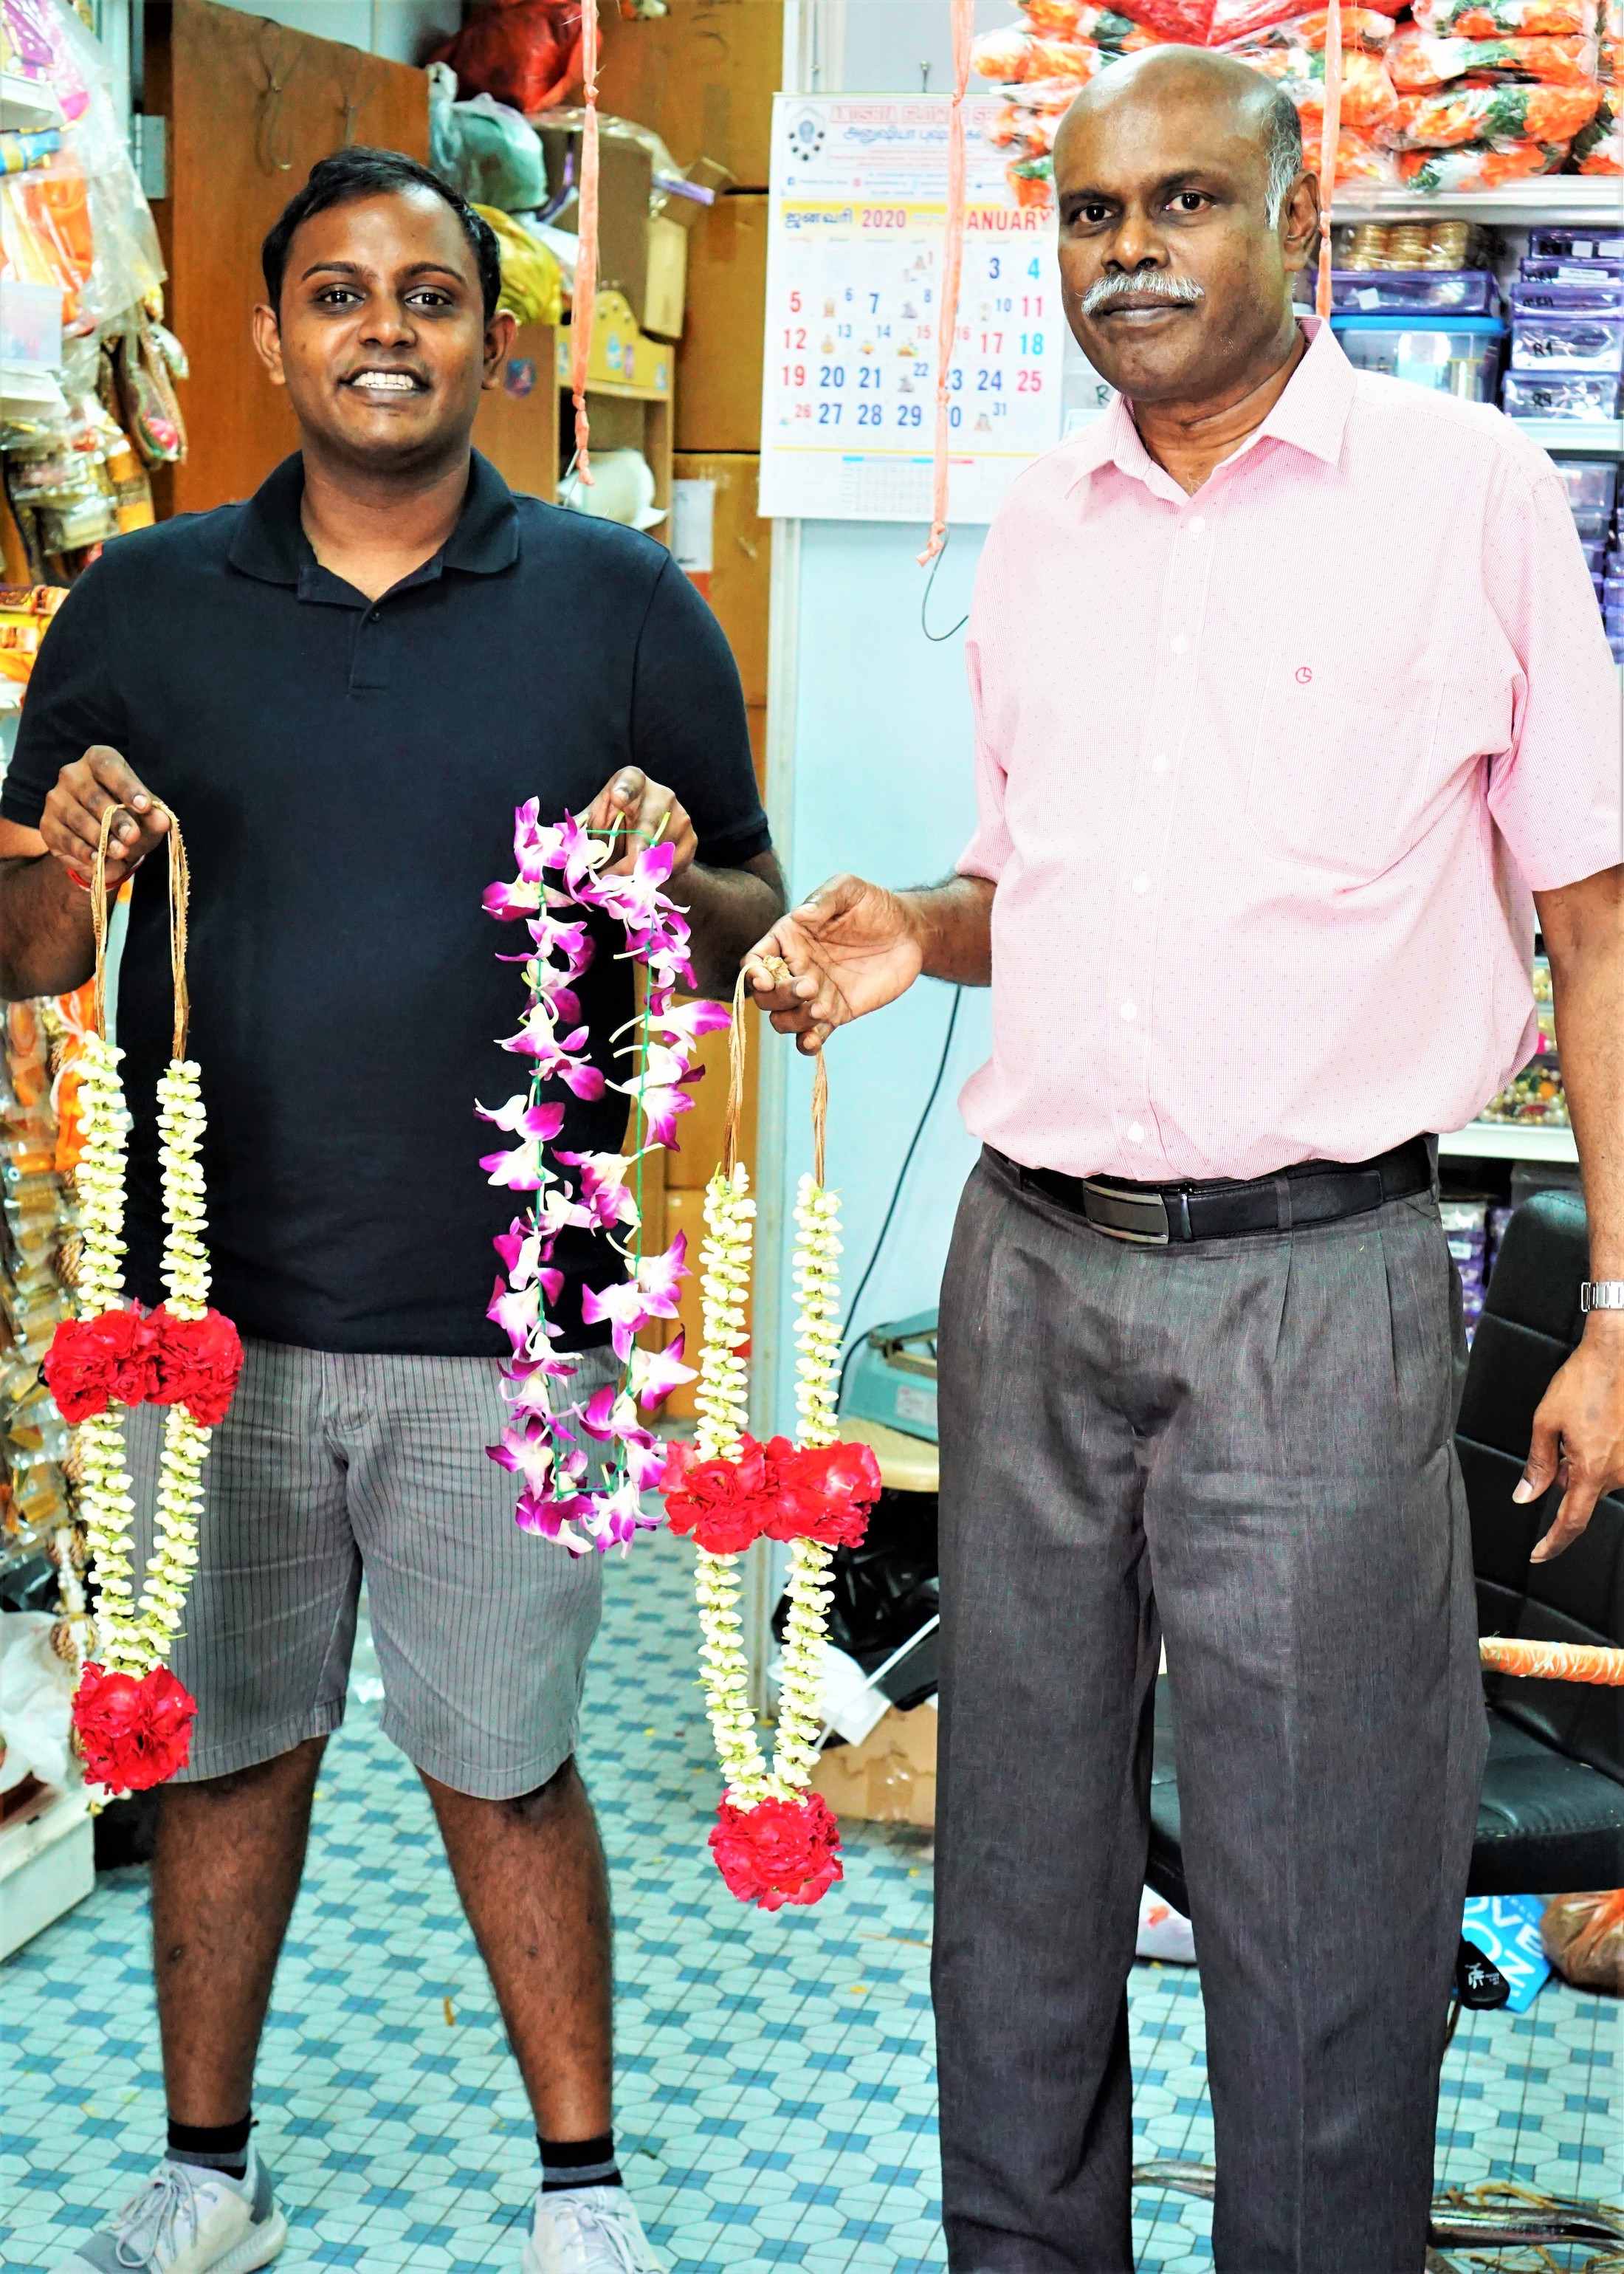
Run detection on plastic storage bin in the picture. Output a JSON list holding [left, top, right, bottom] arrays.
[[1530, 227, 1624, 262], [1510, 313, 1624, 373], [1550, 456, 1620, 519], [1521, 256, 1624, 284], [1331, 314, 1503, 401], [1330, 269, 1499, 314], [1501, 371, 1620, 420]]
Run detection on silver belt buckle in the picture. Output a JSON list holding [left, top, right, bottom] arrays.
[[1081, 1178, 1171, 1246]]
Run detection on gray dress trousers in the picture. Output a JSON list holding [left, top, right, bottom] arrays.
[[932, 1147, 1487, 2274]]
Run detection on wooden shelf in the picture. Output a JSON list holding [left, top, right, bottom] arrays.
[[1331, 179, 1623, 228], [556, 291, 675, 404], [1439, 1122, 1578, 1163]]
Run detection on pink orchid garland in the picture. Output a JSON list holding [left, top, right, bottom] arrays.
[[479, 801, 730, 1555]]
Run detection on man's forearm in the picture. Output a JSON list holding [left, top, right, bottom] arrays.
[[675, 853, 788, 1000], [900, 874, 995, 987], [1538, 866, 1623, 1281], [0, 856, 97, 1003]]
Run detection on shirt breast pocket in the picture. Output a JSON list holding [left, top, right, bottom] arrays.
[[1245, 651, 1446, 878]]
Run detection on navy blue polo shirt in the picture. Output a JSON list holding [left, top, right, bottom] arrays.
[[3, 452, 770, 1355]]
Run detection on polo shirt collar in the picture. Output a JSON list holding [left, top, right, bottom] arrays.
[[227, 447, 520, 587], [1064, 312, 1355, 498]]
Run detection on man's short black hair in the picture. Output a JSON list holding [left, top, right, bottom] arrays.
[[261, 146, 502, 323]]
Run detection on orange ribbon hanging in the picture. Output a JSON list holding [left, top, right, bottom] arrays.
[[918, 0, 975, 567], [1315, 0, 1343, 318], [570, 0, 601, 481]]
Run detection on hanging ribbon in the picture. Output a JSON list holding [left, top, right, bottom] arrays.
[[918, 0, 975, 567], [1315, 0, 1343, 319], [571, 0, 601, 481]]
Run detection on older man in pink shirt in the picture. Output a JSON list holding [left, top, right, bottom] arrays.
[[750, 43, 1623, 2274]]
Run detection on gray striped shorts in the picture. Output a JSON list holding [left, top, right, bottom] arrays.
[[125, 1339, 619, 1799]]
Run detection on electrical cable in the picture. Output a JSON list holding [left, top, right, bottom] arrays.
[[920, 527, 970, 642], [836, 982, 963, 1416]]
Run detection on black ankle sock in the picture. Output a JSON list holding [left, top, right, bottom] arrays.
[[539, 2132, 622, 2193], [167, 2113, 252, 2182]]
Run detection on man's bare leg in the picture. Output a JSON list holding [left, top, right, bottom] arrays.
[[422, 1756, 612, 2140], [153, 1737, 327, 2126]]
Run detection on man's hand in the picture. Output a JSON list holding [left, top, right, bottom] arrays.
[[584, 766, 697, 879], [41, 746, 168, 890], [744, 875, 926, 1053], [1518, 1322, 1624, 1561]]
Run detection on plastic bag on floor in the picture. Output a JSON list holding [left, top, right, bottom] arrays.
[[1138, 1885, 1197, 1962], [1462, 1894, 1551, 2011], [1541, 1891, 1624, 1993]]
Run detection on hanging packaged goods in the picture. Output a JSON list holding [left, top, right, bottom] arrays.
[[0, 0, 184, 588], [971, 0, 1615, 202]]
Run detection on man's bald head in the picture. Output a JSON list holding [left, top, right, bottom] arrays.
[[1056, 47, 1304, 226], [1050, 42, 1318, 411]]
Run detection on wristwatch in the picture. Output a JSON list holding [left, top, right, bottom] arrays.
[[1580, 1281, 1624, 1313]]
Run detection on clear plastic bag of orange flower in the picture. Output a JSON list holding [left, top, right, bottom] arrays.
[[1388, 27, 1600, 84], [1541, 1891, 1624, 1994]]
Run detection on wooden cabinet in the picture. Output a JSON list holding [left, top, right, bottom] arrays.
[[145, 0, 430, 515]]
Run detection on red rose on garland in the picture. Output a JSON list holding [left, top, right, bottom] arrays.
[[709, 1790, 844, 1911], [72, 1661, 196, 1792], [43, 1308, 160, 1422], [150, 1307, 244, 1427], [661, 1435, 780, 1554], [760, 1438, 881, 1549]]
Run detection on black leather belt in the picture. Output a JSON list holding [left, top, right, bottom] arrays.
[[998, 1136, 1434, 1246]]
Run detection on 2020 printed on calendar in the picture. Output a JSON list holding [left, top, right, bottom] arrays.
[[759, 95, 1067, 523]]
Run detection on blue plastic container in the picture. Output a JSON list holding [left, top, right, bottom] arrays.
[[1331, 313, 1504, 404]]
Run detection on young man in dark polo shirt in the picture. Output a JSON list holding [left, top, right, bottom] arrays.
[[0, 150, 782, 2274]]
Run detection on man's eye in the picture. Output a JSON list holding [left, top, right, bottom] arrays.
[[1171, 192, 1208, 213]]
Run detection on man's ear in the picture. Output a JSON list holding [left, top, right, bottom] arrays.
[[1281, 170, 1321, 275], [482, 307, 518, 389], [251, 302, 286, 388]]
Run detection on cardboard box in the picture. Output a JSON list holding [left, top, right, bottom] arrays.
[[677, 194, 768, 453], [811, 1704, 937, 1829], [644, 215, 689, 340], [472, 324, 558, 503], [540, 126, 653, 330], [672, 452, 769, 705], [597, 0, 782, 191]]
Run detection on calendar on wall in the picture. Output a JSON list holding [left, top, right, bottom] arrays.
[[759, 96, 1067, 524]]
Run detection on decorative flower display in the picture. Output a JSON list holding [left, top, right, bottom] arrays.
[[479, 801, 710, 1556], [44, 811, 241, 1796], [661, 1030, 881, 1911]]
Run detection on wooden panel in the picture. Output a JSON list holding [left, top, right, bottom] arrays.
[[747, 701, 766, 798], [675, 194, 767, 453], [597, 0, 782, 193], [673, 451, 767, 704], [667, 1007, 757, 1192], [472, 325, 559, 503], [155, 0, 430, 515]]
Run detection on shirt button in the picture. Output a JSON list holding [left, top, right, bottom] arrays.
[[1127, 1121, 1146, 1144], [1187, 515, 1205, 535], [1132, 872, 1150, 894], [368, 608, 381, 623], [1121, 1000, 1138, 1022], [1170, 633, 1188, 654], [1152, 752, 1171, 774]]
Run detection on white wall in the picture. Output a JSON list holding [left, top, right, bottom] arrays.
[[755, 0, 1026, 1434]]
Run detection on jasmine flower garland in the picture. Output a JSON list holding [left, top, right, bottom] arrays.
[[661, 1006, 881, 1911], [44, 808, 244, 1795]]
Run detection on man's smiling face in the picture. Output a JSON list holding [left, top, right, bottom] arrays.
[[1053, 48, 1315, 408], [253, 188, 506, 470]]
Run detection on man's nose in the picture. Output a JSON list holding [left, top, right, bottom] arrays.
[[360, 300, 416, 346]]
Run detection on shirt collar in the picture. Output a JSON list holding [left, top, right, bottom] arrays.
[[227, 447, 520, 587], [1063, 313, 1355, 497]]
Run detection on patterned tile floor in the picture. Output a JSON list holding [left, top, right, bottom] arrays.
[[2, 1524, 1618, 2272]]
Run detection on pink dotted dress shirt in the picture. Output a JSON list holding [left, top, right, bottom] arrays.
[[957, 317, 1623, 1184]]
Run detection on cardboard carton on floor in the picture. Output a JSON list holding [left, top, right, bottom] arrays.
[[811, 1703, 937, 1829]]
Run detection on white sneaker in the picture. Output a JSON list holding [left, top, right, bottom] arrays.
[[521, 2185, 667, 2273], [54, 2149, 287, 2274]]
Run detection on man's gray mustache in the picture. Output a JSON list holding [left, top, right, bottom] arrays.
[[1081, 274, 1206, 315]]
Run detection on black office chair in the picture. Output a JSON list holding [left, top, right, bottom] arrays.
[[1142, 1189, 1624, 2256]]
